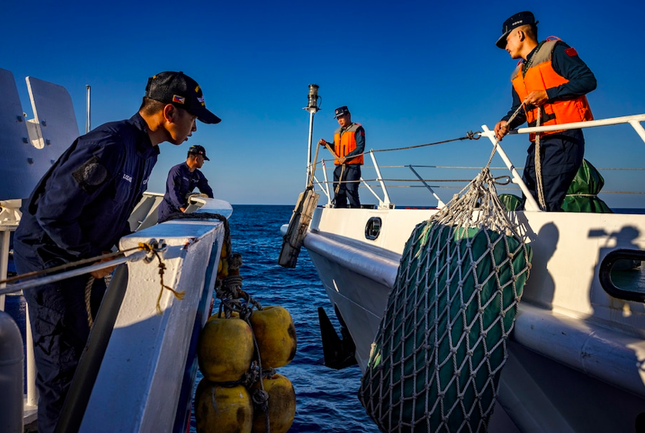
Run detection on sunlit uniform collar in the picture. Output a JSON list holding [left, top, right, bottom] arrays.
[[129, 113, 160, 158]]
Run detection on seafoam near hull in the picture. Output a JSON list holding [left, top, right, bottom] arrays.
[[303, 206, 645, 431]]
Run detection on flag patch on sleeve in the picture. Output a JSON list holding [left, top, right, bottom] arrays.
[[565, 47, 578, 57]]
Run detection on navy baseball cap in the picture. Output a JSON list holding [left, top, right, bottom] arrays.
[[188, 145, 210, 161], [334, 106, 350, 118], [145, 71, 221, 124], [496, 11, 538, 49]]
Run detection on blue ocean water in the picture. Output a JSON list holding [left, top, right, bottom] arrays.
[[4, 204, 379, 432], [189, 204, 379, 432]]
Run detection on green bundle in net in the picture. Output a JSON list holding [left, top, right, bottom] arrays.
[[359, 168, 532, 432]]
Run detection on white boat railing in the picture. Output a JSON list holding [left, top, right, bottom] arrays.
[[0, 234, 166, 428], [0, 249, 153, 297], [0, 194, 231, 429], [482, 112, 645, 211], [0, 243, 164, 426], [311, 113, 645, 211], [513, 113, 645, 139]]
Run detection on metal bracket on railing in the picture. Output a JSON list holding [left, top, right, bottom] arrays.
[[0, 200, 22, 227], [141, 239, 167, 264]]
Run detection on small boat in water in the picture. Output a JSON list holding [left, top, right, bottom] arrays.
[[283, 86, 645, 431]]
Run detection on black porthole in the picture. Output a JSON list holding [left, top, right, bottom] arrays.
[[365, 217, 382, 240], [599, 248, 645, 303]]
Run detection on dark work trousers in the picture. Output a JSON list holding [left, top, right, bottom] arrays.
[[522, 132, 585, 212], [333, 164, 362, 208], [14, 253, 106, 433]]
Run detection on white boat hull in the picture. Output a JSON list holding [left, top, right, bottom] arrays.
[[302, 206, 645, 431]]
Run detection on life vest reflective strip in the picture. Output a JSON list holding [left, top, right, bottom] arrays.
[[511, 39, 593, 141], [333, 123, 364, 165]]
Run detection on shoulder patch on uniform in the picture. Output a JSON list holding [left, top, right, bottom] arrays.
[[72, 155, 108, 193], [565, 47, 578, 57]]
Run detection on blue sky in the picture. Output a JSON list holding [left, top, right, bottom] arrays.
[[3, 0, 645, 207]]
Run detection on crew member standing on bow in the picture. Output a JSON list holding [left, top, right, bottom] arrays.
[[318, 106, 365, 208], [12, 71, 221, 433], [157, 144, 214, 223], [494, 11, 596, 211]]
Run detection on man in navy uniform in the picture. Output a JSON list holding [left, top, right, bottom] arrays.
[[318, 106, 365, 208], [494, 11, 596, 211], [157, 144, 214, 223], [12, 71, 220, 433]]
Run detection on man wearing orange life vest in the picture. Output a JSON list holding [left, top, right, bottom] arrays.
[[494, 11, 596, 211], [318, 106, 365, 208]]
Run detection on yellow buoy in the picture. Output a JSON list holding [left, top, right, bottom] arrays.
[[198, 316, 254, 382], [249, 306, 297, 368], [251, 374, 296, 433], [194, 379, 253, 433]]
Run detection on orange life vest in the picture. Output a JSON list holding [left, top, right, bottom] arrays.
[[511, 39, 593, 141], [333, 123, 364, 165]]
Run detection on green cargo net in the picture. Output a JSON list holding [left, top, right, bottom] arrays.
[[359, 167, 532, 432]]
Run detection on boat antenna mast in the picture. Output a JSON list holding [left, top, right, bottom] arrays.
[[85, 84, 91, 133], [304, 84, 321, 187]]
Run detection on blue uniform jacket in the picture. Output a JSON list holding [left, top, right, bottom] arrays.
[[157, 162, 213, 223], [14, 113, 159, 267]]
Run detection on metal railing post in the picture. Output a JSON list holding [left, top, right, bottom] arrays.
[[0, 231, 9, 311], [369, 151, 391, 208], [321, 159, 332, 207], [407, 165, 446, 208], [628, 119, 645, 144], [480, 125, 541, 211], [360, 177, 385, 209], [25, 307, 37, 415]]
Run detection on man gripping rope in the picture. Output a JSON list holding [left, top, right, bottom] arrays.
[[494, 11, 596, 211], [318, 106, 365, 208]]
